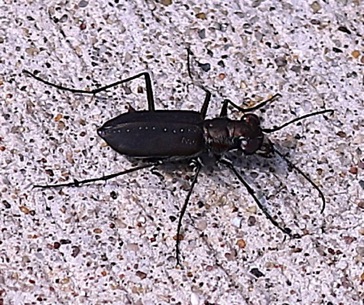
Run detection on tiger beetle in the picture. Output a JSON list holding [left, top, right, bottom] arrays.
[[24, 54, 333, 265]]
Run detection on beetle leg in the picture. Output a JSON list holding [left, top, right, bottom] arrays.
[[185, 48, 212, 119], [218, 158, 297, 238], [223, 94, 281, 114], [219, 99, 230, 117], [23, 70, 156, 112], [34, 161, 162, 189], [175, 158, 202, 266], [198, 87, 212, 119]]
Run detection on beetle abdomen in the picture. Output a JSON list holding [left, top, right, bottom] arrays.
[[98, 119, 204, 158]]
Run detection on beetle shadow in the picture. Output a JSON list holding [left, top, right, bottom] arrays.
[[196, 145, 310, 228]]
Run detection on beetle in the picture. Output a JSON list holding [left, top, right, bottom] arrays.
[[24, 59, 333, 265]]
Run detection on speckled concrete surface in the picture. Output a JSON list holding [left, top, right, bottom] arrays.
[[1, 1, 363, 304]]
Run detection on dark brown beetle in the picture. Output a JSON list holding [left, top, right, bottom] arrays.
[[24, 61, 333, 265]]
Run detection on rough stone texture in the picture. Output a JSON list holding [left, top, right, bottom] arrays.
[[1, 0, 363, 304]]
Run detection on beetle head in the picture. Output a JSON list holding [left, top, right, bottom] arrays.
[[232, 114, 273, 156]]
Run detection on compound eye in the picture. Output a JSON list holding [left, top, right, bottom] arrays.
[[242, 114, 260, 126]]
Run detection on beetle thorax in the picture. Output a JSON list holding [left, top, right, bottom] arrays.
[[202, 114, 265, 156]]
